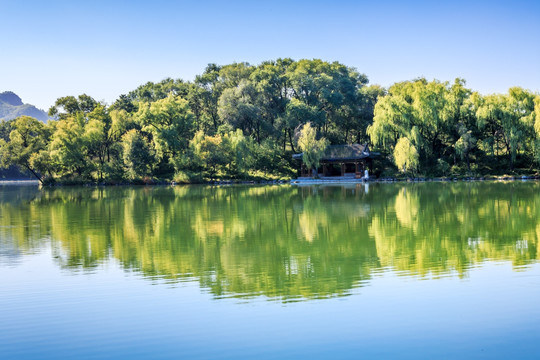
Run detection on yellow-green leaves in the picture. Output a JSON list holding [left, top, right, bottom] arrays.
[[135, 94, 195, 162], [393, 137, 419, 174], [297, 122, 329, 173], [0, 116, 49, 181]]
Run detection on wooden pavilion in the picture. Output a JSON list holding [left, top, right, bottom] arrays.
[[293, 144, 378, 178]]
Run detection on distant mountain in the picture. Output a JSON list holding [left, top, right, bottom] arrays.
[[0, 91, 49, 122]]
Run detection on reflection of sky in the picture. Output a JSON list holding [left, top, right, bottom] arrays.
[[0, 238, 22, 267], [1, 247, 539, 359]]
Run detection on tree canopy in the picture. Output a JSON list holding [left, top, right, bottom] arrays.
[[368, 78, 540, 176], [1, 59, 539, 183]]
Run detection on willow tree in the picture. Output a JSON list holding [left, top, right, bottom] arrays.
[[47, 111, 96, 180], [135, 94, 195, 174], [297, 122, 329, 176], [393, 137, 419, 174], [476, 88, 536, 169], [83, 105, 119, 181], [454, 125, 476, 171], [0, 116, 50, 182], [534, 96, 540, 163], [368, 78, 473, 173]]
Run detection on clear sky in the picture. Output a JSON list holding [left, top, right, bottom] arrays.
[[1, 0, 539, 110]]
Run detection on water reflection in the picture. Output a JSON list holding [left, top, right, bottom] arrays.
[[0, 182, 538, 300]]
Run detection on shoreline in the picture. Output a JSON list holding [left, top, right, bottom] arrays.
[[290, 175, 540, 185], [0, 179, 40, 185], [2, 176, 540, 187]]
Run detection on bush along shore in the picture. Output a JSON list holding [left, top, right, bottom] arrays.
[[1, 59, 540, 186]]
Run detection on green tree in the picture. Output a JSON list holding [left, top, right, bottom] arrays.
[[393, 137, 419, 174], [355, 85, 386, 144], [48, 113, 90, 179], [454, 124, 476, 171], [48, 94, 99, 119], [250, 59, 294, 148], [0, 119, 14, 141], [533, 96, 540, 163], [110, 94, 138, 113], [0, 116, 50, 182], [297, 122, 329, 175], [121, 129, 154, 180], [83, 105, 116, 181], [135, 94, 195, 173], [193, 63, 255, 133], [283, 98, 323, 152], [222, 128, 253, 177], [476, 88, 535, 169], [218, 80, 263, 142], [369, 78, 472, 173]]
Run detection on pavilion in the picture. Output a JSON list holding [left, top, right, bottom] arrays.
[[292, 144, 378, 178]]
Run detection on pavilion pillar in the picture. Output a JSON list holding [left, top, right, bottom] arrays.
[[341, 163, 345, 176], [323, 164, 328, 176], [355, 162, 359, 173]]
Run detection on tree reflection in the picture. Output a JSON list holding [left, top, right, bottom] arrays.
[[0, 182, 538, 300]]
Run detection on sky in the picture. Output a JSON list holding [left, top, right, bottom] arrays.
[[1, 0, 539, 110]]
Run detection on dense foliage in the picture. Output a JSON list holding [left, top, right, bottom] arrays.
[[368, 79, 540, 176], [1, 60, 539, 183]]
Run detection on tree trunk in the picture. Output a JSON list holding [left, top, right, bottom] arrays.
[[289, 129, 297, 153], [25, 165, 42, 184]]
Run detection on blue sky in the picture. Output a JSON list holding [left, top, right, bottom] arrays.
[[1, 0, 539, 110]]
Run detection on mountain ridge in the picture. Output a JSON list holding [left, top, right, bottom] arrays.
[[0, 91, 49, 122]]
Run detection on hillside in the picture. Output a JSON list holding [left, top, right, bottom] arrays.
[[0, 91, 48, 122]]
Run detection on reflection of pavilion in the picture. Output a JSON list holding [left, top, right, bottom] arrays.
[[293, 144, 379, 178]]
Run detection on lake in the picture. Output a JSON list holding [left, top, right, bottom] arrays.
[[1, 182, 539, 359]]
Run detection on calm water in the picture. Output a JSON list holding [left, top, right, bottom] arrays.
[[1, 182, 540, 359]]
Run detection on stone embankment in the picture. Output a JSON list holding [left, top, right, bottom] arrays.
[[290, 175, 540, 184]]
